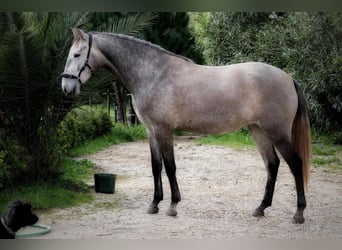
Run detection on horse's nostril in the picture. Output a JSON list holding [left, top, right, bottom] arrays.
[[63, 86, 77, 96]]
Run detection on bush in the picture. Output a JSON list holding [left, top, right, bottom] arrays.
[[56, 106, 113, 154], [0, 130, 31, 191]]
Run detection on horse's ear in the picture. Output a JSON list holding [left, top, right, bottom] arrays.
[[71, 27, 87, 41]]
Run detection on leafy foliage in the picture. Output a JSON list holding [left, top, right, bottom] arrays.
[[143, 12, 204, 63], [105, 12, 158, 36], [56, 106, 113, 155], [69, 123, 147, 157], [0, 130, 30, 190], [0, 12, 96, 184]]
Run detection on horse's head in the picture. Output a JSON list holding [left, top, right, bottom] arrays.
[[61, 28, 94, 96]]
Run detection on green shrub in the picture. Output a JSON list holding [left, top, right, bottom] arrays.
[[69, 123, 147, 157], [58, 158, 95, 192], [0, 130, 31, 191], [56, 106, 113, 154]]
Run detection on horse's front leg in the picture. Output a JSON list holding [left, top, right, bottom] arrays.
[[147, 136, 163, 214], [160, 136, 181, 217]]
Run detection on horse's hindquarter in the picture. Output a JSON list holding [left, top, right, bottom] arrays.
[[172, 62, 298, 134]]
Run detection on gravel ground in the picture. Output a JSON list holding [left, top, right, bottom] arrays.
[[25, 137, 342, 239]]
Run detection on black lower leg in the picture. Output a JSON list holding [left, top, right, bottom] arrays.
[[291, 166, 306, 224], [148, 174, 163, 214], [162, 149, 181, 217], [148, 145, 163, 214], [276, 140, 306, 224], [253, 151, 280, 217]]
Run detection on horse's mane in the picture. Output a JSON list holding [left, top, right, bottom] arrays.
[[91, 31, 193, 63]]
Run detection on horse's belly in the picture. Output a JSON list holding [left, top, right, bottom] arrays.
[[175, 112, 252, 135]]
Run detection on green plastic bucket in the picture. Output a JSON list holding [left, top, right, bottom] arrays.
[[94, 173, 116, 194]]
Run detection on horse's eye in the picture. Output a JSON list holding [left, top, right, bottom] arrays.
[[74, 53, 81, 58]]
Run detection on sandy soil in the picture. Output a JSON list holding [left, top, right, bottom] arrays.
[[25, 137, 342, 239]]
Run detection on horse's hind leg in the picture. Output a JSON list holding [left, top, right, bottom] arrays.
[[248, 125, 280, 217], [274, 139, 306, 224]]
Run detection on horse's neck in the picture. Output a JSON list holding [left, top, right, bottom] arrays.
[[96, 34, 168, 94]]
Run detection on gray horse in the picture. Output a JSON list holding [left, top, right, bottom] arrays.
[[61, 28, 311, 224]]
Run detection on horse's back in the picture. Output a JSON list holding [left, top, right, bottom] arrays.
[[170, 62, 298, 134]]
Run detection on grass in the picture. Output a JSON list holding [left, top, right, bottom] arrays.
[[310, 130, 342, 173], [312, 143, 342, 173], [195, 128, 255, 150], [0, 158, 95, 212], [0, 183, 93, 211], [69, 123, 147, 157]]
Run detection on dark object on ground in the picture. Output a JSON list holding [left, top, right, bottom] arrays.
[[0, 200, 39, 239]]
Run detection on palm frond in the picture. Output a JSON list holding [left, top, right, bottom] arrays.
[[54, 13, 93, 59], [106, 12, 158, 36], [0, 13, 57, 142]]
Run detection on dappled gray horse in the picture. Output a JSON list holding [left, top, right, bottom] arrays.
[[61, 28, 311, 224]]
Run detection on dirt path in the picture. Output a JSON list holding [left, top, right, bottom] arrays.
[[29, 137, 341, 239]]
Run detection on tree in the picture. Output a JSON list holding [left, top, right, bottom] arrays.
[[0, 12, 94, 185], [143, 12, 204, 64], [294, 13, 341, 137]]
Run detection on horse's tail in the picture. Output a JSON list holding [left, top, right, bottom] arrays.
[[292, 80, 311, 186]]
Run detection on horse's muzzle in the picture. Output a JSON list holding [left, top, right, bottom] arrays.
[[63, 86, 77, 96]]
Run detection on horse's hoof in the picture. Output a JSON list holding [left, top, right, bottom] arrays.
[[252, 209, 264, 217], [292, 215, 305, 224], [166, 207, 177, 217], [147, 206, 159, 214]]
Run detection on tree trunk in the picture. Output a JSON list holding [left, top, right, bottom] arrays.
[[127, 94, 138, 126], [112, 80, 128, 124]]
